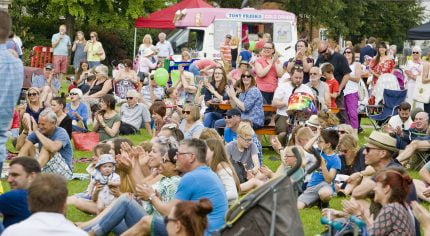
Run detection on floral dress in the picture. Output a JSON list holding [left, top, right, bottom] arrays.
[[370, 58, 395, 85]]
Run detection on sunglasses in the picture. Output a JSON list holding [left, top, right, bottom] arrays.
[[310, 73, 318, 76], [28, 93, 38, 97], [364, 147, 381, 153], [319, 48, 328, 54], [182, 111, 191, 115], [293, 65, 304, 70], [90, 35, 96, 38], [412, 52, 420, 54], [224, 115, 233, 119], [344, 51, 352, 54], [338, 130, 347, 134], [164, 216, 177, 225], [241, 74, 252, 78], [69, 93, 78, 96], [126, 97, 134, 100]]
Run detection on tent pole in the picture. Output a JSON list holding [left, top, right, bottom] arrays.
[[133, 27, 137, 61]]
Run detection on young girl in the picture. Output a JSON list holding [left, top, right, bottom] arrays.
[[88, 154, 121, 213]]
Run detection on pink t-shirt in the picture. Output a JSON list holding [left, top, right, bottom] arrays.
[[255, 57, 279, 93], [195, 59, 217, 69]]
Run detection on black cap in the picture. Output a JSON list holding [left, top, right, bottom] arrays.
[[226, 34, 232, 39], [226, 108, 241, 117]]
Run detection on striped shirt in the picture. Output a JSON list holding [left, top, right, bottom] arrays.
[[0, 44, 24, 162], [220, 43, 231, 63]]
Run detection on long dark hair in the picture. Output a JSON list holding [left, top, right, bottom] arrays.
[[238, 68, 256, 92], [211, 66, 227, 94], [343, 47, 355, 65], [375, 42, 387, 65]]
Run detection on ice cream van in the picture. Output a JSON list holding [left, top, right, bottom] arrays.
[[168, 7, 297, 61]]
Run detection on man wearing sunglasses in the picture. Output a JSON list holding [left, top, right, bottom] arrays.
[[119, 89, 152, 136], [31, 63, 60, 107], [315, 40, 351, 122], [0, 10, 24, 179]]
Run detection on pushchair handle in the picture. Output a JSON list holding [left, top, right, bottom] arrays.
[[308, 147, 322, 175], [287, 147, 303, 177]]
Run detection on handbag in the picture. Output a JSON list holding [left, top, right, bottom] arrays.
[[413, 75, 430, 103], [72, 131, 99, 151], [231, 160, 247, 183]]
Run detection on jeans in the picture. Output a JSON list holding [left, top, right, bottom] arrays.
[[0, 161, 3, 179], [72, 125, 88, 133], [88, 61, 101, 69], [203, 112, 224, 128], [88, 195, 147, 236], [189, 63, 200, 76]]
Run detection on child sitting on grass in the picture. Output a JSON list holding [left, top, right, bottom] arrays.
[[297, 129, 341, 209], [88, 154, 121, 213], [321, 63, 339, 109]]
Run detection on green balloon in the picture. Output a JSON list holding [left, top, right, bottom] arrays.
[[249, 41, 256, 51], [154, 68, 169, 86], [171, 70, 180, 84]]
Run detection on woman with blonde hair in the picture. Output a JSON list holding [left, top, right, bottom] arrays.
[[206, 138, 240, 203], [72, 31, 87, 70], [178, 103, 204, 139], [317, 111, 339, 128], [138, 34, 156, 57], [230, 36, 240, 69], [84, 31, 105, 68], [199, 128, 223, 141]]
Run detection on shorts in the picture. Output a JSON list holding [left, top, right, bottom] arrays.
[[53, 55, 69, 74], [298, 181, 334, 206], [275, 114, 288, 133], [151, 216, 168, 236], [40, 152, 73, 180]]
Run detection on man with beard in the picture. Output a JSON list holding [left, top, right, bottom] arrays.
[[315, 41, 351, 122], [272, 66, 314, 144]]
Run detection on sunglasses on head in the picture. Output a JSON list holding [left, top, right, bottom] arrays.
[[182, 110, 191, 115]]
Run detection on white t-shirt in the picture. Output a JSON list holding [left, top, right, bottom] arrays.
[[405, 60, 423, 103], [273, 82, 314, 116], [344, 62, 359, 95], [388, 115, 413, 130]]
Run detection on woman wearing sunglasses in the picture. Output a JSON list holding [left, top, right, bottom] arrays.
[[16, 87, 45, 150], [404, 46, 423, 105], [84, 31, 104, 68], [342, 47, 361, 134], [179, 103, 204, 139], [66, 88, 88, 132], [225, 69, 264, 129]]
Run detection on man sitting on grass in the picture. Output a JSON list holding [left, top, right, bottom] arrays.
[[18, 109, 73, 180], [297, 129, 340, 209]]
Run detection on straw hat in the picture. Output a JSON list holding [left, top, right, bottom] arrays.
[[143, 49, 154, 57], [365, 131, 398, 152], [305, 115, 320, 128]]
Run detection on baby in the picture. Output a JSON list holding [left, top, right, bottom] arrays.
[[88, 154, 120, 213]]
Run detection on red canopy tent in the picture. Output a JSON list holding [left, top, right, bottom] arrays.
[[134, 0, 213, 29]]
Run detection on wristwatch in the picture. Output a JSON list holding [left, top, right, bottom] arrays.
[[148, 193, 156, 202]]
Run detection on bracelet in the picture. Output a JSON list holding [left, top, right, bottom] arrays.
[[148, 193, 156, 202]]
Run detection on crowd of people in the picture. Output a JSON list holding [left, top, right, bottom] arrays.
[[2, 9, 430, 236]]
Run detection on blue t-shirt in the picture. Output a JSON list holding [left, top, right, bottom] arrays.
[[31, 74, 60, 91], [175, 166, 228, 234], [308, 149, 341, 187], [28, 127, 73, 169], [239, 50, 252, 62], [0, 189, 31, 228], [66, 102, 88, 125], [51, 33, 71, 56]]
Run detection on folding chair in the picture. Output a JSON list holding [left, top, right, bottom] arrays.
[[366, 89, 407, 130], [411, 151, 430, 170]]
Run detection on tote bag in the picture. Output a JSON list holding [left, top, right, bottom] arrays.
[[72, 131, 99, 151]]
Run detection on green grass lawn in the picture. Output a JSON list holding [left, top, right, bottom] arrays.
[[1, 79, 429, 235]]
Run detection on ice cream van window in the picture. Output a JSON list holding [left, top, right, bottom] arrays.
[[168, 29, 204, 54]]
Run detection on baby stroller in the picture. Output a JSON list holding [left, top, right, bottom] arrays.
[[221, 147, 322, 236], [287, 92, 318, 131]]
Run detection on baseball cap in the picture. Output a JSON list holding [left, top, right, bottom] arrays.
[[226, 108, 241, 117], [44, 63, 53, 70]]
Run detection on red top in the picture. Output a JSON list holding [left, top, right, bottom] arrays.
[[11, 110, 20, 129], [326, 78, 339, 108], [256, 39, 265, 49], [370, 58, 395, 85], [255, 57, 279, 93], [195, 59, 217, 69]]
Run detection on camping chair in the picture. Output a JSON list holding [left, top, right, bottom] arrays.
[[221, 147, 322, 236], [411, 151, 430, 170], [366, 89, 407, 130]]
